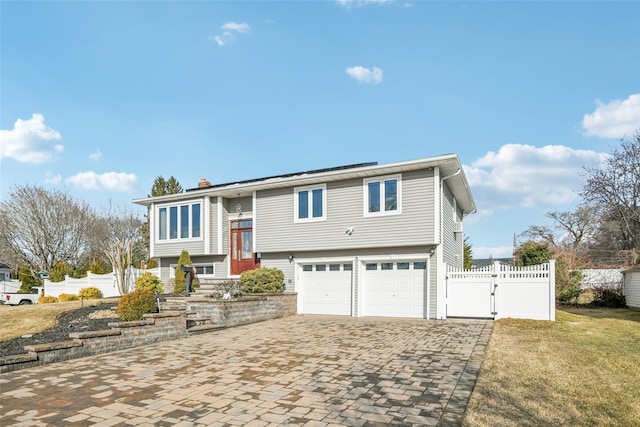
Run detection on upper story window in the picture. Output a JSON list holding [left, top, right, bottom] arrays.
[[157, 202, 202, 241], [294, 184, 326, 222], [363, 174, 401, 216]]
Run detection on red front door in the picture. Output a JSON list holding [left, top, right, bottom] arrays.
[[230, 219, 258, 275]]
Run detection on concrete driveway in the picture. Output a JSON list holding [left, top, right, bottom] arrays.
[[0, 315, 492, 426]]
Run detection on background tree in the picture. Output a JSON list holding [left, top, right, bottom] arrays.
[[514, 241, 551, 266], [581, 131, 640, 264], [0, 185, 96, 284], [463, 237, 473, 269]]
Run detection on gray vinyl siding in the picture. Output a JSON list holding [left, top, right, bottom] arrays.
[[262, 246, 430, 292], [442, 184, 463, 269], [153, 240, 204, 257], [209, 197, 219, 255], [259, 253, 295, 291], [256, 169, 436, 253]]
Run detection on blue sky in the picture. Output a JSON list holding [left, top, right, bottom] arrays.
[[1, 0, 639, 259]]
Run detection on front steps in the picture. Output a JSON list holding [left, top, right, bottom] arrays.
[[161, 296, 224, 334]]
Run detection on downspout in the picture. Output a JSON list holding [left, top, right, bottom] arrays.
[[436, 169, 461, 319]]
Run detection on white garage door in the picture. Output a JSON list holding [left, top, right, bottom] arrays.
[[299, 263, 353, 316], [362, 261, 427, 318]]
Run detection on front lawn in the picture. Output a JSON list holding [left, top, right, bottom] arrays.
[[464, 307, 640, 426], [0, 299, 115, 341]]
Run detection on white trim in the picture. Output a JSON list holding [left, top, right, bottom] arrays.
[[426, 254, 431, 319], [204, 196, 211, 254], [294, 184, 327, 223], [217, 197, 223, 254], [362, 174, 402, 217], [149, 202, 156, 258], [434, 167, 441, 245], [253, 191, 258, 252], [228, 213, 252, 221], [155, 199, 204, 243]]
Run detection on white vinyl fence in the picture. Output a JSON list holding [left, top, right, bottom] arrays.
[[446, 261, 556, 321], [44, 268, 161, 298]]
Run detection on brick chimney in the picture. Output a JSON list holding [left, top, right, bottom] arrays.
[[198, 178, 211, 188]]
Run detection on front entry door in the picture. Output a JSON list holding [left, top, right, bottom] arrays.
[[230, 220, 258, 275]]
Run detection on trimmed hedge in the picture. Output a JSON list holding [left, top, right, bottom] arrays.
[[117, 289, 158, 321], [241, 267, 284, 294]]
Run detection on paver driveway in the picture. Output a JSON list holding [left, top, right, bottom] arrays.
[[0, 315, 492, 426]]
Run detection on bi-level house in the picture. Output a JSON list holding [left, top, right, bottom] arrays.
[[133, 154, 475, 320]]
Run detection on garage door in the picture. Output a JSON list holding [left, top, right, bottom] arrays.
[[299, 263, 353, 316], [362, 261, 427, 318]]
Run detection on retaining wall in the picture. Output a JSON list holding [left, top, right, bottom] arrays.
[[0, 293, 297, 373]]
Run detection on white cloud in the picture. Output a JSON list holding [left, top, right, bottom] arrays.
[[582, 93, 640, 139], [221, 22, 250, 33], [346, 66, 384, 84], [0, 114, 63, 163], [89, 149, 102, 160], [464, 144, 607, 211], [44, 171, 62, 185], [212, 21, 250, 46], [66, 171, 138, 192]]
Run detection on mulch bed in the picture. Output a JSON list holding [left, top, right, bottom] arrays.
[[0, 303, 121, 358]]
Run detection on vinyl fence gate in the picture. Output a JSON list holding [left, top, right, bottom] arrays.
[[446, 261, 556, 321]]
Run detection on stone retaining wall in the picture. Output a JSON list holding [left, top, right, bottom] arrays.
[[0, 293, 297, 373], [186, 293, 298, 327]]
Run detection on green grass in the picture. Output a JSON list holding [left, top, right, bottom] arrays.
[[464, 307, 640, 427]]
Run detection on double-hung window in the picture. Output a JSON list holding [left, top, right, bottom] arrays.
[[364, 174, 401, 216], [294, 184, 326, 222], [157, 201, 202, 241]]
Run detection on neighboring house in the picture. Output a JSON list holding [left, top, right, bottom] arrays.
[[622, 267, 640, 309], [0, 263, 12, 282], [133, 154, 475, 319]]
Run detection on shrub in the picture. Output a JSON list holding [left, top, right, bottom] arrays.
[[173, 250, 199, 295], [58, 293, 80, 302], [78, 287, 102, 299], [38, 296, 59, 304], [117, 289, 158, 321], [591, 286, 626, 308], [18, 266, 41, 293], [49, 262, 73, 282], [556, 282, 582, 305], [88, 258, 107, 274], [143, 258, 158, 269], [135, 272, 164, 294], [241, 267, 284, 294]]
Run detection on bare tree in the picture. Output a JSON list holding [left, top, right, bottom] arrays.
[[0, 185, 96, 278], [99, 203, 145, 295], [581, 131, 640, 264]]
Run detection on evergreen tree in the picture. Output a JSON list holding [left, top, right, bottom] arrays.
[[173, 249, 197, 295]]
